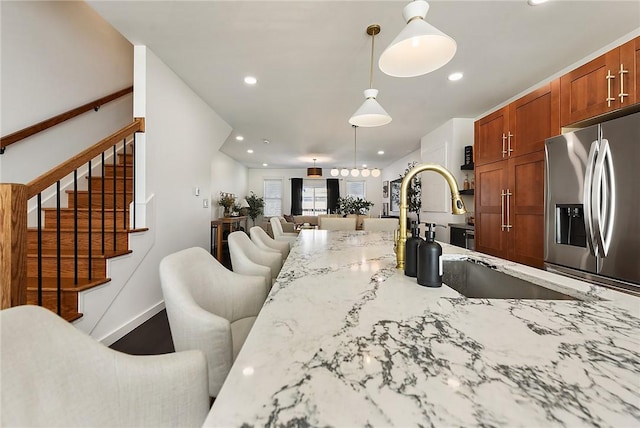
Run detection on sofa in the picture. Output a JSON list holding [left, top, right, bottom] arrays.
[[292, 215, 319, 226]]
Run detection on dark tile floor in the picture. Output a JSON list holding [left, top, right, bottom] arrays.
[[109, 309, 175, 355]]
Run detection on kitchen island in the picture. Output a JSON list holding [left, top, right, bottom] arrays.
[[205, 230, 639, 427]]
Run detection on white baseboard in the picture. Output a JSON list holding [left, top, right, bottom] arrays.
[[98, 300, 165, 346]]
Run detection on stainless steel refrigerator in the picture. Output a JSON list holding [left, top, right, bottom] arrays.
[[545, 111, 639, 295]]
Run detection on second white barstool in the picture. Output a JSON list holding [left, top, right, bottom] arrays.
[[228, 231, 282, 289]]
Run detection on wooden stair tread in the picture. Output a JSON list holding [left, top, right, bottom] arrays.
[[65, 189, 132, 194], [27, 249, 132, 259], [41, 207, 128, 212], [26, 276, 111, 292], [28, 227, 129, 233]]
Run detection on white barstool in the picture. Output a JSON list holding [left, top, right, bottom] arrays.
[[159, 247, 267, 397], [269, 217, 298, 248], [228, 231, 282, 289], [250, 226, 290, 264]]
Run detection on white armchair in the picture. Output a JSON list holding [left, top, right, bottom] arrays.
[[270, 216, 298, 247], [250, 225, 290, 263], [159, 247, 267, 397], [229, 231, 282, 288], [1, 305, 209, 427], [319, 216, 357, 231]]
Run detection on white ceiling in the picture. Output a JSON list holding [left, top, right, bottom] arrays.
[[88, 0, 639, 171]]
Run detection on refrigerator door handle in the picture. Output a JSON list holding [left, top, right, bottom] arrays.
[[583, 140, 598, 256], [592, 138, 615, 258]]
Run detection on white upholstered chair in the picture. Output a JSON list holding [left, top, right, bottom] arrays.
[[250, 226, 290, 263], [362, 218, 400, 232], [270, 216, 298, 247], [319, 216, 357, 231], [228, 231, 282, 288], [159, 247, 267, 397], [1, 305, 209, 427]]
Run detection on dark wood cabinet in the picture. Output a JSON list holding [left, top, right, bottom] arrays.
[[635, 37, 640, 102], [475, 80, 559, 168], [475, 161, 509, 260], [560, 37, 638, 127], [474, 81, 557, 269], [507, 151, 545, 268], [475, 107, 508, 166], [475, 152, 545, 268]]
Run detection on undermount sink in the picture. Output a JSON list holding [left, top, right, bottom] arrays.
[[442, 260, 579, 300]]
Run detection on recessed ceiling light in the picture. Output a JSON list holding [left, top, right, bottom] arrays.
[[247, 149, 254, 154], [362, 164, 368, 168], [377, 150, 385, 155], [262, 163, 268, 167], [244, 76, 257, 85], [528, 0, 548, 5], [448, 72, 463, 81], [263, 139, 270, 144], [235, 135, 244, 141]]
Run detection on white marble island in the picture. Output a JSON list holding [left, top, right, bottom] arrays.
[[205, 230, 640, 427]]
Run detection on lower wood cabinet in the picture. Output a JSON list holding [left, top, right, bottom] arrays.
[[475, 151, 545, 268]]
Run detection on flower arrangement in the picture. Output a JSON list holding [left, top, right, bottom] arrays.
[[216, 192, 236, 216]]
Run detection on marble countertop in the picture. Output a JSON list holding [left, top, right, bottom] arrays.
[[205, 230, 639, 427]]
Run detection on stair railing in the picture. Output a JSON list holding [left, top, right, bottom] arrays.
[[0, 86, 133, 154], [0, 118, 145, 317]]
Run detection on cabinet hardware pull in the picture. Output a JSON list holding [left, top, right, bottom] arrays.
[[618, 64, 629, 103], [506, 189, 513, 230], [606, 70, 616, 107], [502, 134, 507, 157], [508, 132, 514, 155], [500, 189, 506, 231]]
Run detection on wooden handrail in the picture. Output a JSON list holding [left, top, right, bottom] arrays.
[[26, 118, 145, 199], [0, 86, 134, 153]]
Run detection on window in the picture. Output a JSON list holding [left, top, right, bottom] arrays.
[[263, 179, 283, 217], [345, 181, 366, 199], [302, 180, 327, 215]]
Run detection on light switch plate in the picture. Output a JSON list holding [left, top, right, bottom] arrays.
[[203, 199, 209, 208]]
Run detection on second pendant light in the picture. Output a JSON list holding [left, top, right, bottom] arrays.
[[349, 24, 392, 128]]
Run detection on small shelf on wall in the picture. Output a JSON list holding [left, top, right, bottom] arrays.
[[460, 189, 474, 195]]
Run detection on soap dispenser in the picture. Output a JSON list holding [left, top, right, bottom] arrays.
[[417, 223, 443, 287], [404, 221, 423, 278]]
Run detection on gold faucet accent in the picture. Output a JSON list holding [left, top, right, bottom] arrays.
[[395, 163, 467, 269]]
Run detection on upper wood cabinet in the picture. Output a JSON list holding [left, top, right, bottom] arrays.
[[474, 80, 560, 167], [560, 37, 638, 127]]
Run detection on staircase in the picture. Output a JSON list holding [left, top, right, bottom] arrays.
[[25, 145, 143, 321]]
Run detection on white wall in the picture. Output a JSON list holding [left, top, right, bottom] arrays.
[[211, 152, 248, 220], [0, 1, 133, 182], [420, 118, 474, 242], [247, 168, 383, 220], [89, 47, 233, 340]]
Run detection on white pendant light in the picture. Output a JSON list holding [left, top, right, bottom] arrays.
[[371, 168, 381, 177], [379, 0, 457, 78], [340, 168, 350, 177], [361, 168, 371, 177], [349, 24, 392, 127], [330, 168, 340, 177]]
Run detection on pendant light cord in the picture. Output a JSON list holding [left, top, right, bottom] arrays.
[[353, 125, 357, 168], [369, 31, 375, 89]]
